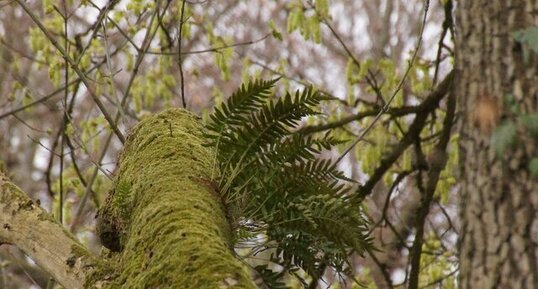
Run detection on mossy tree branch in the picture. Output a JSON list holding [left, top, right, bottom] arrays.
[[96, 108, 257, 289]]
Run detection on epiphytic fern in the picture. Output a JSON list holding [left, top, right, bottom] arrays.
[[204, 78, 372, 288]]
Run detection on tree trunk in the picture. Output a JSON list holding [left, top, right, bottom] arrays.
[[95, 108, 256, 289], [455, 1, 538, 288]]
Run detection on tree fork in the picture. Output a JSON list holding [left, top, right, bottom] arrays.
[[1, 109, 257, 289]]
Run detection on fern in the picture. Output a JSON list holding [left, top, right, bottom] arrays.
[[206, 78, 278, 140], [204, 78, 372, 287]]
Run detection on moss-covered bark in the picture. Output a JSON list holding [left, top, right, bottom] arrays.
[[96, 108, 256, 289]]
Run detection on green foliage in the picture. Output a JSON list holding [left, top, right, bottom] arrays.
[[269, 20, 283, 41], [512, 26, 538, 60], [343, 55, 435, 182], [205, 78, 372, 287], [207, 23, 233, 80], [80, 116, 107, 154], [357, 125, 390, 176], [490, 96, 538, 177], [315, 0, 330, 18], [409, 59, 434, 96], [126, 0, 154, 16], [491, 121, 517, 157], [529, 158, 538, 178], [417, 233, 457, 289], [521, 113, 538, 136], [437, 135, 458, 204], [254, 265, 290, 289], [286, 1, 322, 43]]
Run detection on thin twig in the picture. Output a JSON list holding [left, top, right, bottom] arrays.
[[366, 247, 394, 289], [432, 0, 453, 86], [178, 0, 187, 108], [86, 0, 142, 53], [149, 33, 271, 56], [0, 40, 127, 121], [355, 70, 453, 199], [0, 80, 77, 120], [121, 3, 163, 105], [57, 0, 70, 224], [70, 4, 166, 232], [16, 0, 126, 143], [0, 38, 48, 64], [336, 0, 431, 164], [250, 59, 348, 106], [11, 114, 48, 133], [75, 0, 120, 64], [299, 106, 423, 135], [102, 16, 123, 120]]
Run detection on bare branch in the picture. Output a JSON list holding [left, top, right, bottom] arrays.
[[299, 106, 423, 135], [336, 0, 431, 164], [356, 70, 453, 199], [178, 0, 187, 108], [15, 0, 126, 143], [407, 81, 456, 289], [0, 171, 93, 289]]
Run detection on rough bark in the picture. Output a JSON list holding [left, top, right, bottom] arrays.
[[95, 108, 256, 289], [455, 1, 538, 288], [0, 171, 93, 289]]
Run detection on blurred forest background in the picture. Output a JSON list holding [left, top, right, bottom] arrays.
[[0, 0, 473, 288]]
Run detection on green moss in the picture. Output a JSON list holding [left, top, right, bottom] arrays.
[[0, 176, 75, 237], [97, 108, 256, 289], [84, 252, 117, 289], [71, 243, 91, 259], [0, 181, 32, 208]]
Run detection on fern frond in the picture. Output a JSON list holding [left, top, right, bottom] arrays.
[[204, 78, 372, 285], [218, 87, 324, 158], [253, 265, 290, 289], [255, 135, 345, 166], [205, 78, 279, 144]]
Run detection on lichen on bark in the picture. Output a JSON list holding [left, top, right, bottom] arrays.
[[96, 108, 256, 289], [0, 172, 93, 289]]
